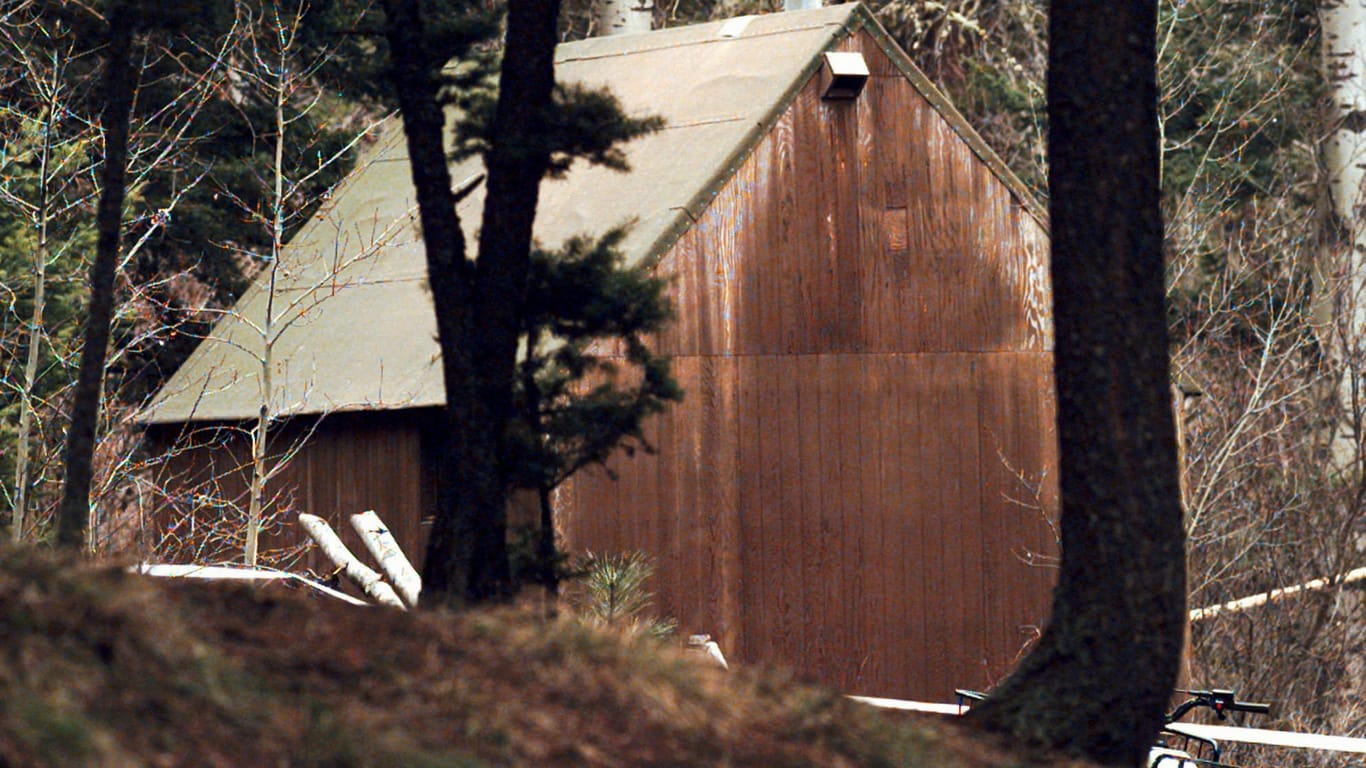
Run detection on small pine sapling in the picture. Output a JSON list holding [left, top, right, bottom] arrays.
[[508, 228, 682, 601]]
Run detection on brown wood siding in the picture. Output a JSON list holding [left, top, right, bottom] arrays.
[[146, 28, 1058, 703], [148, 411, 431, 575], [560, 30, 1059, 701], [655, 40, 1050, 358]]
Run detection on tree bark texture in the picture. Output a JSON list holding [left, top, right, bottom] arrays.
[[453, 0, 561, 602], [1318, 0, 1366, 730], [245, 70, 288, 567], [382, 0, 484, 604], [12, 86, 58, 543], [1320, 0, 1366, 464], [56, 6, 136, 549], [384, 0, 561, 605], [596, 0, 652, 36], [351, 511, 422, 608], [967, 3, 1186, 766]]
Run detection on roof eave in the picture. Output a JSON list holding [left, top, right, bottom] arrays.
[[633, 7, 865, 270], [849, 5, 1049, 228], [634, 4, 1047, 273]]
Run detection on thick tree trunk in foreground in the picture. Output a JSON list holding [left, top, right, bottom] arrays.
[[381, 0, 485, 604], [56, 6, 136, 549], [967, 3, 1186, 766], [449, 0, 561, 602], [384, 0, 561, 605]]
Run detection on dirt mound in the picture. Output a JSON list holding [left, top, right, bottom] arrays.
[[0, 546, 1051, 768]]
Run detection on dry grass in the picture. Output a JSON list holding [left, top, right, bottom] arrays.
[[0, 545, 1086, 768]]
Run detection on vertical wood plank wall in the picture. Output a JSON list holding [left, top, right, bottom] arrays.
[[150, 412, 430, 574], [560, 29, 1060, 701]]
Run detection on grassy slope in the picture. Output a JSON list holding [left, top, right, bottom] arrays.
[[0, 547, 1071, 768]]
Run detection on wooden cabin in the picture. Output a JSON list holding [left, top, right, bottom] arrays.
[[142, 3, 1060, 702]]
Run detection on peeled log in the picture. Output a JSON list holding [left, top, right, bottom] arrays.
[[350, 511, 422, 608], [298, 513, 405, 609], [1190, 566, 1366, 621]]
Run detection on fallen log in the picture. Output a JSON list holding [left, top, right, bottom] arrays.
[[298, 513, 405, 609], [1190, 566, 1366, 621], [350, 510, 422, 608]]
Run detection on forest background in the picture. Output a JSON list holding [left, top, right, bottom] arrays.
[[0, 0, 1359, 763]]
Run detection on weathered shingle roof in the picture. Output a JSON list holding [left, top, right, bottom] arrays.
[[142, 3, 1039, 424]]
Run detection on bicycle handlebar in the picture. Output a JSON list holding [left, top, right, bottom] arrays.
[[1167, 689, 1272, 723], [1228, 699, 1271, 715]]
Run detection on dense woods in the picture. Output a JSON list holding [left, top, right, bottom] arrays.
[[0, 0, 1361, 763], [1, 0, 381, 554]]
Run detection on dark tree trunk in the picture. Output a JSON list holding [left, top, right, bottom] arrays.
[[967, 3, 1185, 766], [383, 0, 561, 605], [456, 0, 562, 602], [55, 5, 136, 549], [381, 0, 481, 604]]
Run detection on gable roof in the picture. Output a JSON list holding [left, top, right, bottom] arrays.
[[142, 3, 1042, 425]]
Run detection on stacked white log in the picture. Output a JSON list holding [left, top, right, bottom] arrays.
[[299, 511, 418, 609]]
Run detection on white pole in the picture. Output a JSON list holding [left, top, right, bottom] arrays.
[[1189, 566, 1366, 621]]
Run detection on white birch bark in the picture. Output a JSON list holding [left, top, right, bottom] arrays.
[[596, 0, 652, 36], [1321, 1, 1366, 456], [243, 39, 289, 567], [299, 513, 405, 609], [1320, 0, 1366, 729], [350, 511, 421, 608]]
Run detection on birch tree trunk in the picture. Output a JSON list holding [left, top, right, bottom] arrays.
[[12, 83, 58, 543], [1320, 0, 1366, 729], [299, 514, 405, 608], [244, 50, 288, 567], [597, 0, 652, 36], [1321, 1, 1366, 466], [351, 511, 421, 608]]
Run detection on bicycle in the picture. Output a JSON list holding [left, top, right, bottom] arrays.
[[1154, 689, 1272, 767]]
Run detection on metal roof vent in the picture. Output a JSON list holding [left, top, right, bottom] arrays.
[[821, 51, 869, 100]]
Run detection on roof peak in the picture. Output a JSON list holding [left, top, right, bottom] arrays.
[[143, 2, 1048, 424]]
